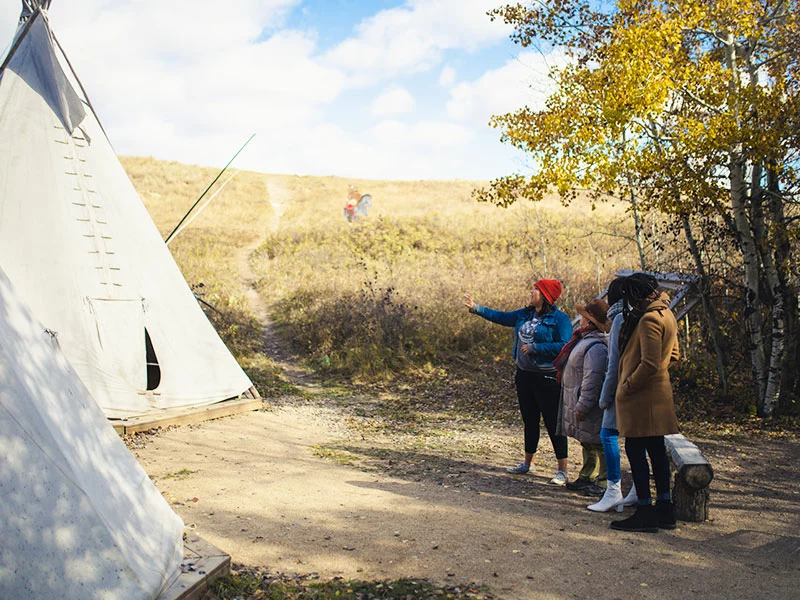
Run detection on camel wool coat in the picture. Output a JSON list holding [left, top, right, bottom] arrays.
[[615, 292, 680, 438]]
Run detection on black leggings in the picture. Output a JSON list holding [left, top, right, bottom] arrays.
[[625, 436, 671, 502], [514, 369, 568, 459]]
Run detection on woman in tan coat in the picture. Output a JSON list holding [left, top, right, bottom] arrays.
[[610, 273, 680, 533]]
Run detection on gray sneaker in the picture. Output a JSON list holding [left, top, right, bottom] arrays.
[[506, 462, 531, 474], [549, 471, 568, 485]]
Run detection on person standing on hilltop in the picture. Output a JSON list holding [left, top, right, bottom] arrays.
[[344, 184, 360, 223], [464, 279, 573, 484], [610, 273, 681, 533]]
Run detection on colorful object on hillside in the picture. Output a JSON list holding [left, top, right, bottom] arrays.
[[343, 184, 372, 223]]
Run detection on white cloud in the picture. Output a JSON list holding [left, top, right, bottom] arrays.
[[276, 119, 478, 180], [446, 49, 571, 125], [370, 87, 416, 118], [322, 0, 511, 82], [0, 1, 533, 180], [34, 4, 344, 167], [438, 65, 457, 87], [0, 10, 17, 50], [50, 1, 300, 59]]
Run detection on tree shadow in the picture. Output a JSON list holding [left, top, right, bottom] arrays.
[[0, 270, 183, 598]]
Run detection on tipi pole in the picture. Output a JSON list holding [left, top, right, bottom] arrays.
[[49, 26, 109, 141], [164, 134, 255, 245], [4, 6, 108, 143], [0, 7, 41, 73], [166, 170, 240, 245]]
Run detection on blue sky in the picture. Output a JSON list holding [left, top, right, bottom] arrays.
[[0, 1, 567, 180]]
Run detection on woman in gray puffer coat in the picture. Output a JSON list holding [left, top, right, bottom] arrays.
[[554, 299, 610, 492]]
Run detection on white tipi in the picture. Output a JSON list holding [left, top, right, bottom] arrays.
[[0, 2, 255, 418], [0, 264, 184, 599]]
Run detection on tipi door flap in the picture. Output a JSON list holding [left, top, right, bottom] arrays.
[[89, 298, 146, 391]]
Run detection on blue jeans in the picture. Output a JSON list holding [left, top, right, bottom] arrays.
[[600, 427, 621, 483]]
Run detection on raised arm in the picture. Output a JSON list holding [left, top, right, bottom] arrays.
[[463, 293, 475, 311], [464, 294, 525, 327]]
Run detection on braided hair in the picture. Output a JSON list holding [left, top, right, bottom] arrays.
[[606, 276, 626, 307], [618, 273, 660, 352]]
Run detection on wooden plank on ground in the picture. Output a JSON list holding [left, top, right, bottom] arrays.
[[665, 433, 714, 489], [158, 532, 231, 600], [665, 433, 714, 522], [112, 398, 264, 435]]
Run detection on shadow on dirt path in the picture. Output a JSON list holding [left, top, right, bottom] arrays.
[[134, 406, 800, 600]]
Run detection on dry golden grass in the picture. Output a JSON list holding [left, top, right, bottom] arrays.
[[121, 156, 272, 293], [122, 155, 639, 384]]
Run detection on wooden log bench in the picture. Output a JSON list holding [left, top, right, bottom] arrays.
[[664, 433, 714, 522]]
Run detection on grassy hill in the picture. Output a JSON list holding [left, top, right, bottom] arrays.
[[121, 155, 641, 401], [121, 154, 797, 436]]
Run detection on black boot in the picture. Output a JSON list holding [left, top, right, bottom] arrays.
[[656, 500, 677, 530], [609, 504, 659, 533]]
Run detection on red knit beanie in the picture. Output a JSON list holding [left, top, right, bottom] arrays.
[[535, 279, 562, 304]]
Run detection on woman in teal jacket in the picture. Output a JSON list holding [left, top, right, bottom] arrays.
[[464, 279, 573, 484]]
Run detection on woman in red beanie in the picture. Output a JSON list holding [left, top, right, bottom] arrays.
[[464, 278, 573, 483]]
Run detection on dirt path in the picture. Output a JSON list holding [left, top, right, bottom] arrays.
[[133, 406, 799, 599], [133, 185, 800, 599], [235, 177, 314, 386]]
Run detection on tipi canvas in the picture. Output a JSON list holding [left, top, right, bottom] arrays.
[[0, 264, 184, 599], [0, 3, 254, 418]]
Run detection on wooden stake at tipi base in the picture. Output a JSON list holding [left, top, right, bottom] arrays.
[[160, 534, 231, 600], [113, 391, 263, 435]]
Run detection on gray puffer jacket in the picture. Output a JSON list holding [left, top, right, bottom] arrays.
[[558, 329, 608, 444]]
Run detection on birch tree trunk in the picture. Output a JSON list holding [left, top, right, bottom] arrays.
[[760, 260, 784, 418], [623, 127, 647, 271], [766, 166, 796, 415], [629, 185, 646, 270], [749, 167, 783, 417], [724, 35, 767, 407], [729, 161, 767, 408], [743, 50, 786, 417]]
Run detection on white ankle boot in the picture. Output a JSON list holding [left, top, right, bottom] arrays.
[[587, 480, 623, 512], [621, 482, 637, 507]]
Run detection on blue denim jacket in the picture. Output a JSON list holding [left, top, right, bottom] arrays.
[[471, 304, 573, 367]]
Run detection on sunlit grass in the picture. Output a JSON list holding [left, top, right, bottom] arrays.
[[122, 155, 637, 391], [207, 571, 495, 600]]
